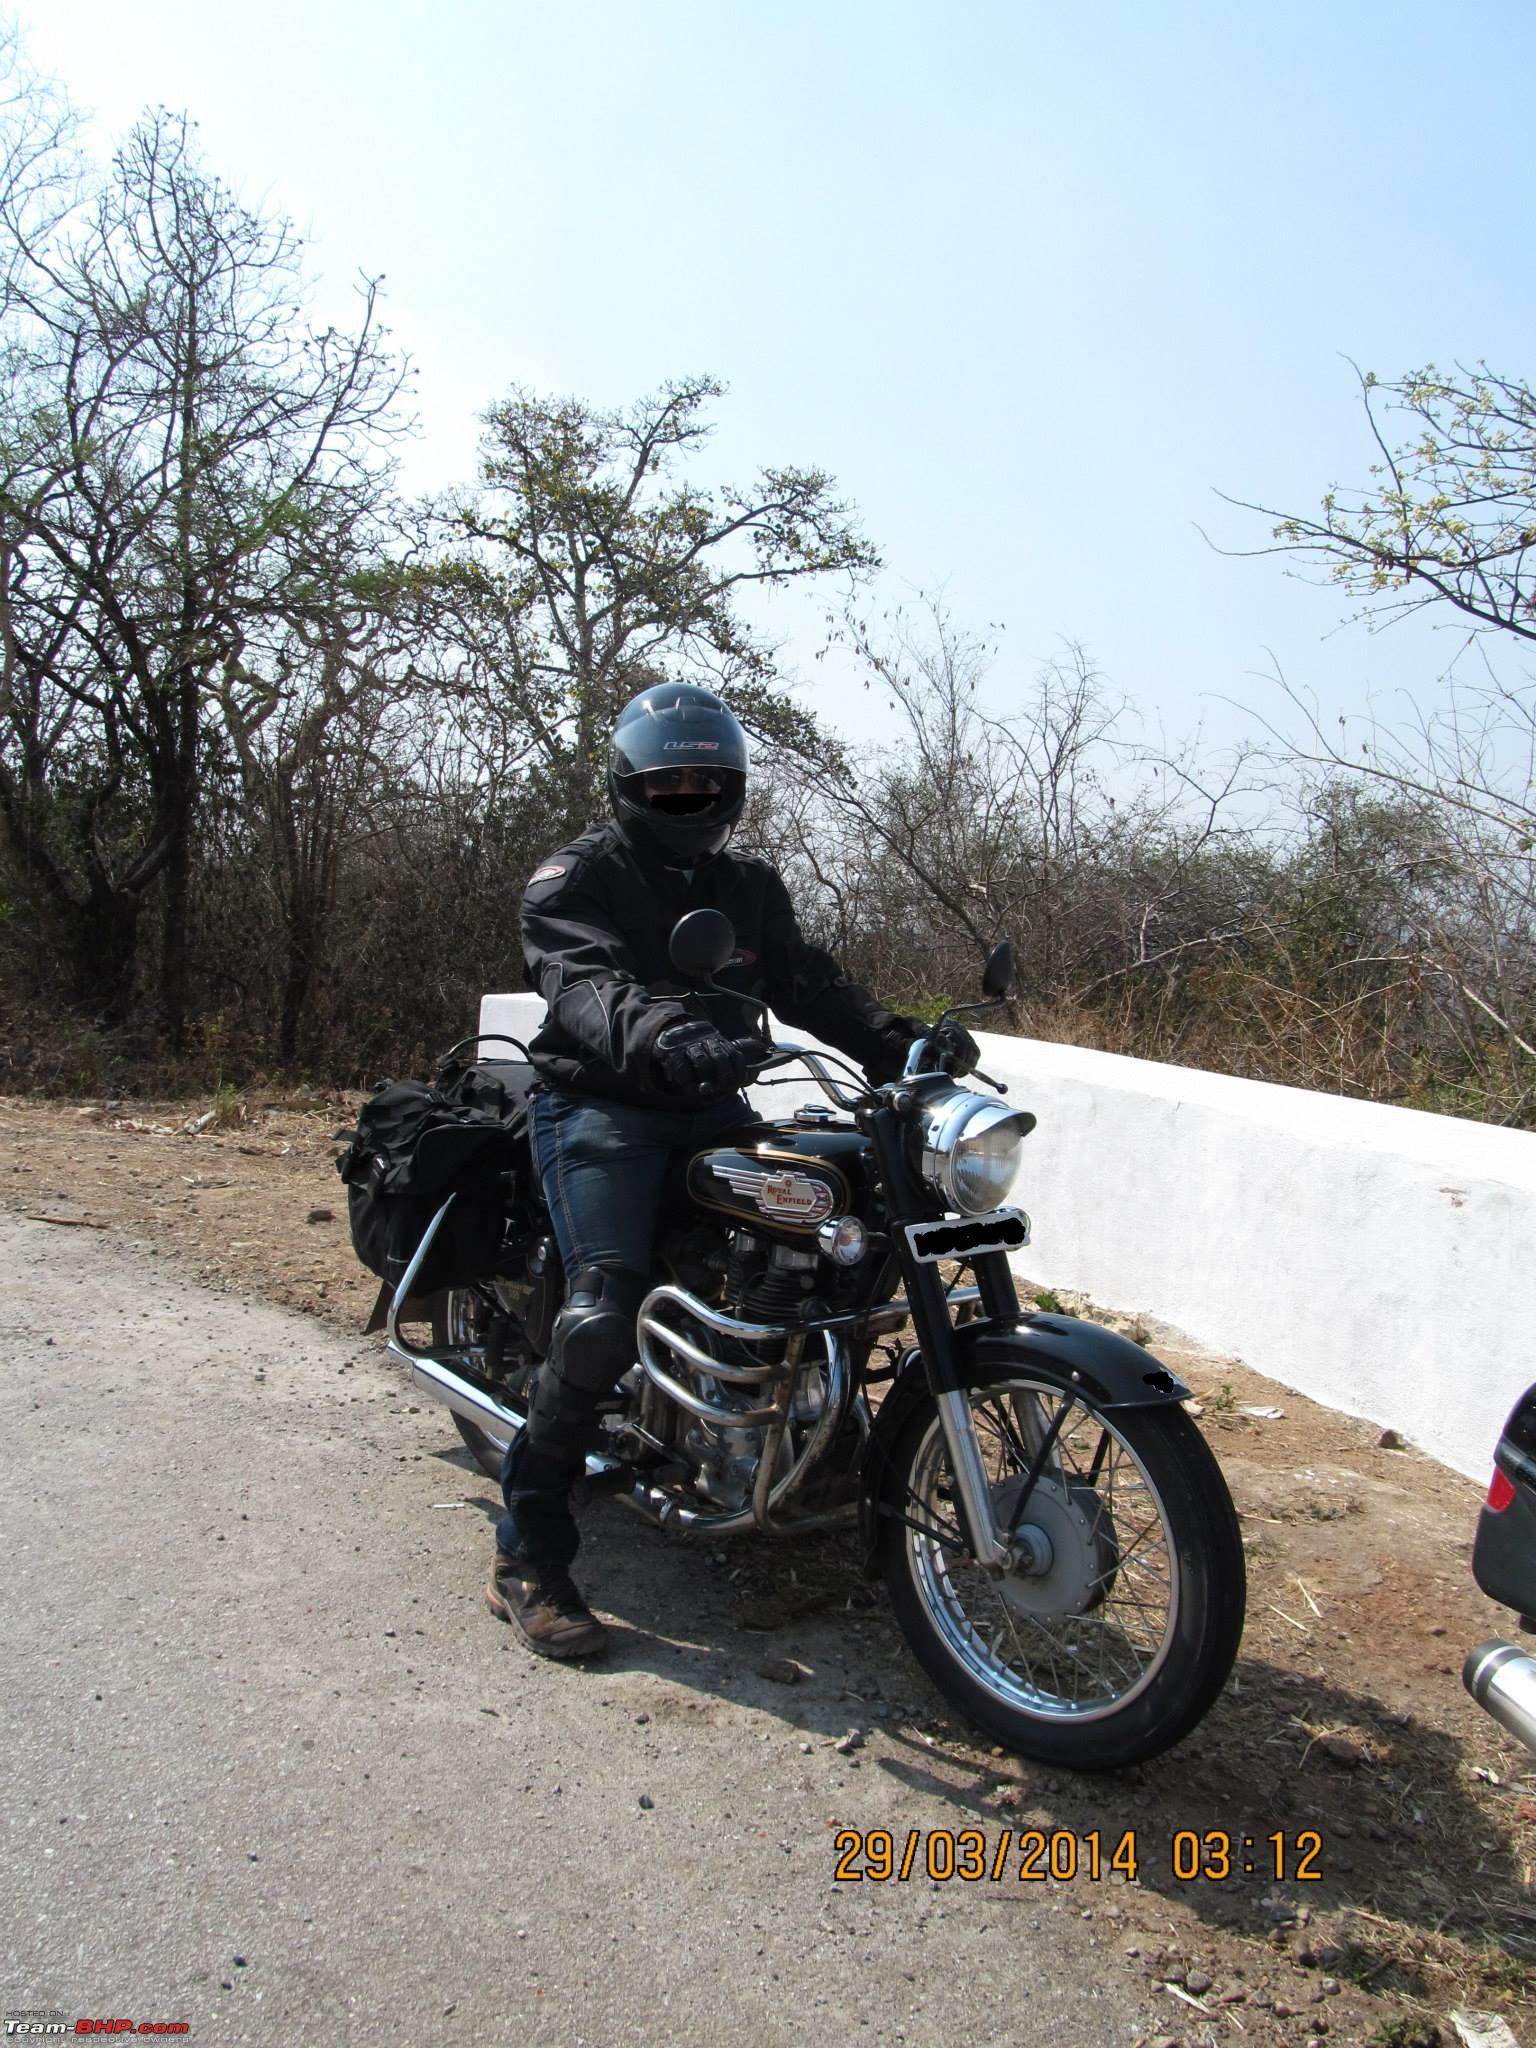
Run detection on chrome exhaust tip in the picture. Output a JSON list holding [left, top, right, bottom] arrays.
[[403, 1346, 523, 1437], [1464, 1639, 1536, 1756]]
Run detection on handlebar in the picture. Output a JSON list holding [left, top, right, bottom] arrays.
[[734, 1036, 1008, 1109], [724, 1038, 867, 1110]]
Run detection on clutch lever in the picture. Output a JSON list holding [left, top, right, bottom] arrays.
[[731, 1037, 782, 1077]]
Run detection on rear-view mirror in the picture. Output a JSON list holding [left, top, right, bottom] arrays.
[[669, 908, 736, 983], [982, 940, 1017, 999]]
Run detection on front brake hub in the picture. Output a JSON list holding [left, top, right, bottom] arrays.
[[989, 1475, 1119, 1620]]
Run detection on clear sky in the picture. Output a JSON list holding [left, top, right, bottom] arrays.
[[13, 0, 1536, 758]]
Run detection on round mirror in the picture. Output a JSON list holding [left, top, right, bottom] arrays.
[[669, 907, 736, 982], [982, 939, 1017, 998]]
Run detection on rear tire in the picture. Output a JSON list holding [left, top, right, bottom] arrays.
[[429, 1287, 526, 1481], [880, 1364, 1245, 1770]]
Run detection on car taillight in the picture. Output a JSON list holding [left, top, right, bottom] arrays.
[[1488, 1466, 1516, 1512]]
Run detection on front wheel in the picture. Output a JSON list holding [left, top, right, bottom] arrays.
[[880, 1366, 1245, 1770]]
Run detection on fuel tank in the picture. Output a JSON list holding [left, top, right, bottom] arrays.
[[687, 1119, 871, 1240]]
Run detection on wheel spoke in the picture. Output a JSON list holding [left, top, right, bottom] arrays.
[[904, 1377, 1180, 1723]]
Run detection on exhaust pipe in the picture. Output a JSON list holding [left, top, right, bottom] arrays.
[[401, 1345, 628, 1487], [1464, 1640, 1536, 1757], [403, 1344, 524, 1438]]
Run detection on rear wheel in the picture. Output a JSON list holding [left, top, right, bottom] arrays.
[[880, 1366, 1245, 1769], [429, 1287, 528, 1481]]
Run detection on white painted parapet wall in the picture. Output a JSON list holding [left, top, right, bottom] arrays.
[[478, 991, 1534, 1480]]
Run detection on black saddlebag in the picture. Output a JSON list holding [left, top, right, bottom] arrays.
[[335, 1060, 531, 1299]]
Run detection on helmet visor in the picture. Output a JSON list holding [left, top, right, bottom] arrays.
[[642, 767, 725, 796], [643, 767, 727, 816]]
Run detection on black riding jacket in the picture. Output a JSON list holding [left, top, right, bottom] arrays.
[[520, 820, 911, 1106]]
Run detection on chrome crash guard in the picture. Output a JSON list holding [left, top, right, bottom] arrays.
[[383, 1194, 985, 1538]]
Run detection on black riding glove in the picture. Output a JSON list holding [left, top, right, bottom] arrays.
[[874, 1015, 981, 1081], [858, 1013, 930, 1086], [653, 1020, 748, 1099], [932, 1018, 981, 1077]]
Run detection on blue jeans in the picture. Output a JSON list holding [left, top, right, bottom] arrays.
[[496, 1087, 758, 1561]]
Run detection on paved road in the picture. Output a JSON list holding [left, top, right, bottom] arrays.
[[1, 1213, 1154, 2045]]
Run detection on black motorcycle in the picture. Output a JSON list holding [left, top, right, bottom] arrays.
[[374, 910, 1247, 1770]]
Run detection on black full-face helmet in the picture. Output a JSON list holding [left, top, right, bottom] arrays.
[[607, 682, 749, 859]]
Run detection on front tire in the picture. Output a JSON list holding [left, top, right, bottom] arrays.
[[880, 1365, 1245, 1770], [429, 1287, 527, 1481]]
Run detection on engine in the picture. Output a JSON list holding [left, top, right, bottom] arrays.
[[657, 1226, 832, 1514], [637, 1122, 881, 1517], [723, 1230, 819, 1350]]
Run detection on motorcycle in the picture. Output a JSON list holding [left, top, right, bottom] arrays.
[[377, 909, 1247, 1769], [1465, 1385, 1536, 1756]]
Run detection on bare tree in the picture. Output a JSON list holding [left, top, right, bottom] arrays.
[[1240, 668, 1536, 1115], [0, 107, 409, 1039], [211, 537, 467, 1059], [0, 22, 78, 312], [791, 600, 1261, 1018], [1221, 358, 1536, 1116]]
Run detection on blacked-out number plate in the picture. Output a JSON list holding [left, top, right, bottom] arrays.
[[904, 1208, 1031, 1264]]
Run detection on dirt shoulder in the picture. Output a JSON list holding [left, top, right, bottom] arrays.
[[6, 1088, 1533, 2045]]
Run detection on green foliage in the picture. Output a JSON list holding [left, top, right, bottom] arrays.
[[896, 993, 959, 1025], [1246, 359, 1536, 645], [460, 376, 873, 787], [1365, 2018, 1441, 2048]]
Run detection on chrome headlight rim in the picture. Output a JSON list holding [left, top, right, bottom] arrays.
[[912, 1078, 1035, 1217]]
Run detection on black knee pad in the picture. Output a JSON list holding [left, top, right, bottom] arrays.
[[547, 1265, 648, 1396], [524, 1266, 648, 1460]]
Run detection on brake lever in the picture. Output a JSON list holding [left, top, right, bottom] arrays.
[[904, 1037, 1007, 1094]]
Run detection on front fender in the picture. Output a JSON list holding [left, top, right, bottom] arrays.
[[857, 1313, 1191, 1574]]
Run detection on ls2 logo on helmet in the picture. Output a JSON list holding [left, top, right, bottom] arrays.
[[662, 739, 720, 749]]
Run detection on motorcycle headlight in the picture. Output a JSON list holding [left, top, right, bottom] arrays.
[[914, 1082, 1036, 1217]]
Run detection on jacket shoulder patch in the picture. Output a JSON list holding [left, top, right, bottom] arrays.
[[528, 863, 568, 886]]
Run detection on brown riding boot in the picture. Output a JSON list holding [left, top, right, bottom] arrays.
[[485, 1552, 609, 1660]]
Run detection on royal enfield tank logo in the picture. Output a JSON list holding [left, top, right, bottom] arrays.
[[711, 1162, 835, 1225]]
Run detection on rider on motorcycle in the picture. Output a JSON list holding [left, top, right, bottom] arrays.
[[489, 680, 976, 1657]]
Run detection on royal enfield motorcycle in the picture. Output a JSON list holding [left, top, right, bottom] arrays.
[[376, 911, 1247, 1769]]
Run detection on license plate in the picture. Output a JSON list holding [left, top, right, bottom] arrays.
[[904, 1207, 1031, 1264]]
